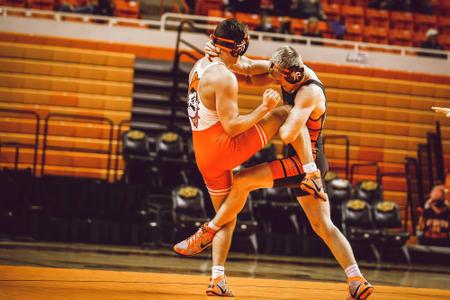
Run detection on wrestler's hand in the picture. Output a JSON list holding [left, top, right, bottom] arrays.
[[205, 40, 220, 59], [262, 88, 281, 111], [300, 170, 328, 201], [432, 107, 450, 118]]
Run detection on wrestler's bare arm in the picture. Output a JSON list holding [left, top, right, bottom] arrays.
[[279, 87, 322, 144], [432, 107, 450, 117], [214, 67, 279, 137], [205, 41, 274, 86]]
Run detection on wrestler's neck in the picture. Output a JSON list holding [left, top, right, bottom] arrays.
[[282, 72, 312, 93], [210, 51, 237, 68]]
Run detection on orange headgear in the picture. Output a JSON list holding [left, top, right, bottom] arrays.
[[269, 62, 305, 84], [210, 34, 249, 57]]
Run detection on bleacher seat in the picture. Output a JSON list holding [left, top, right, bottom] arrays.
[[342, 5, 365, 26], [3, 0, 25, 7], [114, 0, 140, 19], [207, 9, 223, 18], [439, 17, 450, 34], [322, 3, 341, 21], [389, 29, 413, 47], [28, 0, 54, 10], [291, 18, 306, 35], [365, 27, 388, 45], [235, 13, 261, 30], [195, 0, 222, 16], [366, 9, 389, 29], [414, 13, 438, 33], [390, 11, 414, 31], [345, 23, 364, 41]]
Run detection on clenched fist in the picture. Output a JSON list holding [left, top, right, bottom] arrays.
[[262, 88, 281, 111]]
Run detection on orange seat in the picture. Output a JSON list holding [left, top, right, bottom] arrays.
[[207, 9, 223, 18], [413, 31, 427, 47], [366, 8, 389, 29], [235, 13, 261, 30], [365, 26, 388, 45], [342, 5, 365, 26], [438, 35, 450, 50], [438, 16, 450, 35], [441, 0, 450, 16], [345, 23, 364, 41], [291, 18, 306, 35], [389, 29, 413, 47], [114, 0, 139, 19], [414, 13, 437, 33], [260, 0, 273, 10], [390, 11, 414, 30], [322, 3, 341, 21], [4, 0, 25, 7], [28, 0, 54, 10], [195, 0, 222, 16]]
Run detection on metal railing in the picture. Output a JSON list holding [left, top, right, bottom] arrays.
[[0, 108, 40, 175], [114, 119, 131, 182], [323, 135, 350, 179], [1, 7, 449, 59], [41, 113, 114, 181]]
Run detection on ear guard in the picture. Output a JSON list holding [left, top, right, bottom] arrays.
[[270, 62, 305, 84], [210, 34, 249, 57]]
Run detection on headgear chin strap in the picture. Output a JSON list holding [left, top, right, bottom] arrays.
[[270, 62, 305, 84], [211, 34, 249, 57]]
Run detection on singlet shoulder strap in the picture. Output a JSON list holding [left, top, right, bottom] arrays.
[[299, 79, 326, 94]]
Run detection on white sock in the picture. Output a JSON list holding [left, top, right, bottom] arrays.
[[208, 220, 220, 231], [345, 264, 363, 279], [212, 266, 225, 279]]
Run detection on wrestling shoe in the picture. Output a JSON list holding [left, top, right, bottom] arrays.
[[300, 170, 328, 201], [347, 277, 374, 300], [206, 276, 234, 297], [173, 222, 216, 256]]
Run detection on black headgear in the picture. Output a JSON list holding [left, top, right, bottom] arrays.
[[211, 34, 249, 57], [270, 62, 305, 84]]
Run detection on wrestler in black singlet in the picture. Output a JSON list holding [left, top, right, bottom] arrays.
[[272, 78, 329, 197]]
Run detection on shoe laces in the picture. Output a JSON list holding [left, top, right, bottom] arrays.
[[186, 225, 207, 246]]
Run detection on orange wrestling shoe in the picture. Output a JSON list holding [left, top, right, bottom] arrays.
[[206, 276, 234, 297], [300, 170, 328, 201], [347, 277, 374, 300], [173, 222, 216, 256]]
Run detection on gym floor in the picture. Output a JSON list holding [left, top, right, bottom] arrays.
[[0, 242, 449, 299]]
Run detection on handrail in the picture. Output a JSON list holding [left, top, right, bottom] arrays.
[[322, 134, 350, 179], [0, 142, 20, 171], [350, 161, 380, 185], [404, 157, 422, 235], [114, 119, 131, 182], [417, 143, 433, 198], [41, 113, 114, 181], [433, 121, 445, 184], [1, 7, 448, 58], [0, 108, 40, 175]]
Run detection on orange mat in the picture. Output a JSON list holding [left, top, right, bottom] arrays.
[[1, 265, 449, 299]]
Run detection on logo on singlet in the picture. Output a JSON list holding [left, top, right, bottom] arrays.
[[187, 72, 200, 128]]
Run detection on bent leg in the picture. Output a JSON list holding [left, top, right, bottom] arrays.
[[297, 194, 357, 270], [213, 163, 275, 227], [258, 104, 290, 141]]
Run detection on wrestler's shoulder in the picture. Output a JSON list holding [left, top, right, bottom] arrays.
[[204, 64, 236, 84]]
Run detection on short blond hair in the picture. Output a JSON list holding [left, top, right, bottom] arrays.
[[270, 46, 301, 69]]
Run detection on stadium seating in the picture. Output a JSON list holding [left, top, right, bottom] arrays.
[[0, 42, 134, 180]]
